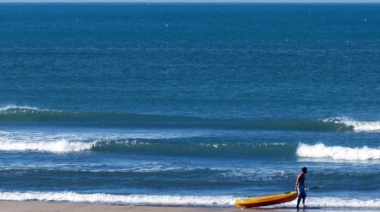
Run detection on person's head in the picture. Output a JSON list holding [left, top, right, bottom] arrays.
[[302, 167, 307, 173]]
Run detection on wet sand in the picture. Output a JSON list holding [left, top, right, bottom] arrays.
[[0, 201, 302, 212]]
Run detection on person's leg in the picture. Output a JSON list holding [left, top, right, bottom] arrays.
[[296, 197, 301, 208]]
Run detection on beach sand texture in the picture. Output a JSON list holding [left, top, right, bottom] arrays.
[[0, 201, 230, 212], [0, 201, 360, 212], [0, 201, 313, 212]]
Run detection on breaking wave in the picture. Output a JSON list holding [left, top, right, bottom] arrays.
[[2, 106, 378, 133], [323, 117, 380, 133], [297, 143, 380, 161], [0, 139, 93, 153], [0, 135, 295, 159]]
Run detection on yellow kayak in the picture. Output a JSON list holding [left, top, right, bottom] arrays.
[[236, 191, 297, 208]]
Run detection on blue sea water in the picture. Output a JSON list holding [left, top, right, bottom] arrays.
[[0, 3, 379, 210]]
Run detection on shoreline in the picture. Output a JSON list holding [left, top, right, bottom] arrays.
[[0, 201, 307, 212], [0, 201, 228, 212], [0, 200, 368, 212]]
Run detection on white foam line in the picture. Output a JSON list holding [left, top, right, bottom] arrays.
[[0, 140, 94, 153], [280, 197, 380, 209], [0, 191, 235, 207], [323, 117, 380, 132], [0, 105, 63, 113], [297, 143, 380, 161], [0, 129, 205, 153], [0, 191, 379, 209]]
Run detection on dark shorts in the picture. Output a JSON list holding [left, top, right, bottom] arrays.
[[298, 185, 307, 198]]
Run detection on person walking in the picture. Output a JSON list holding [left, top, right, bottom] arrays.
[[295, 167, 307, 209]]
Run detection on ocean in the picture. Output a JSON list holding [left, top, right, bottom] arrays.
[[0, 2, 379, 210]]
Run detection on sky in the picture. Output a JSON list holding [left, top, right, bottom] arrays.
[[0, 0, 379, 2]]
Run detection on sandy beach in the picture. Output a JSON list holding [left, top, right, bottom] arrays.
[[0, 201, 302, 212], [0, 201, 371, 212], [0, 201, 233, 212]]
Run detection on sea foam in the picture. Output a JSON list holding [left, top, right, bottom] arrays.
[[0, 140, 93, 153], [0, 131, 95, 153], [323, 117, 380, 133], [0, 105, 62, 114], [280, 196, 380, 209], [0, 191, 379, 209], [0, 191, 234, 207], [0, 130, 198, 153], [297, 143, 380, 161]]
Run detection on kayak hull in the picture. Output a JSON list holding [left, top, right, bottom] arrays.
[[236, 191, 298, 208]]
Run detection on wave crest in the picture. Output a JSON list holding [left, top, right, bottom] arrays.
[[323, 117, 380, 133], [0, 106, 63, 114], [0, 134, 294, 159], [0, 140, 93, 153], [297, 143, 380, 161], [0, 191, 234, 207], [1, 106, 378, 133]]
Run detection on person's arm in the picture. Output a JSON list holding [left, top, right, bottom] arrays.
[[295, 174, 300, 191]]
